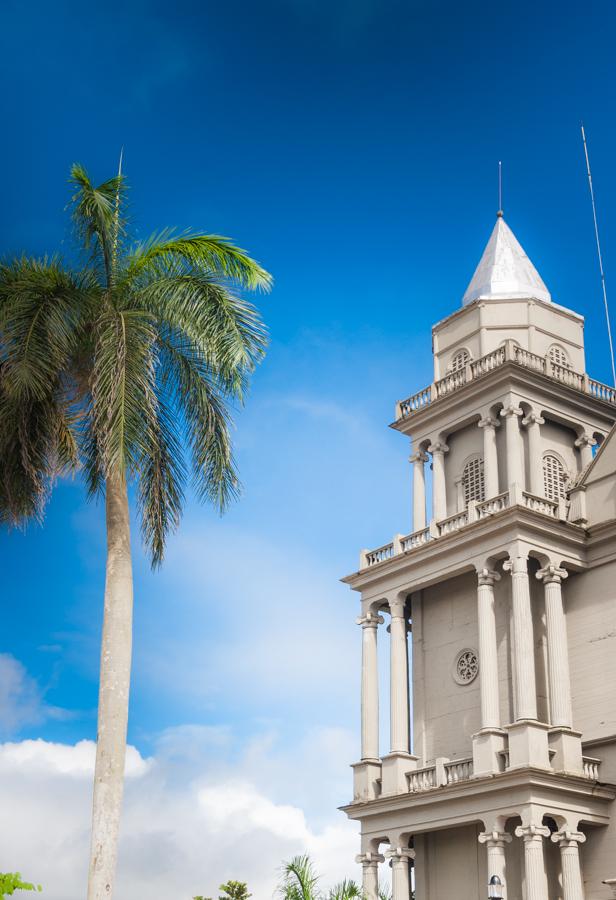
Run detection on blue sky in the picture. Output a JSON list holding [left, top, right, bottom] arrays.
[[2, 0, 616, 896]]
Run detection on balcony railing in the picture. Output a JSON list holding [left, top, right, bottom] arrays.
[[359, 487, 566, 570], [583, 755, 601, 780], [396, 343, 616, 422], [444, 757, 473, 784]]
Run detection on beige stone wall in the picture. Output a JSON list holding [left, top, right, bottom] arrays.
[[565, 565, 616, 740], [444, 423, 483, 517], [415, 824, 486, 899], [412, 572, 514, 763], [580, 743, 616, 897]]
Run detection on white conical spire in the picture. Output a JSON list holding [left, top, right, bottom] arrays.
[[462, 214, 552, 306]]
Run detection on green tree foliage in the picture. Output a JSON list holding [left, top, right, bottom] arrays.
[[278, 855, 364, 900], [194, 881, 252, 900], [0, 874, 41, 897]]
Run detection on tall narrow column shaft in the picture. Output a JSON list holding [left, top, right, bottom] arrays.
[[429, 442, 448, 521], [386, 848, 414, 900], [389, 598, 410, 754], [552, 832, 586, 900], [500, 405, 524, 490], [523, 413, 545, 496], [477, 570, 501, 729], [537, 566, 572, 728], [356, 853, 384, 900], [479, 831, 512, 898], [479, 416, 500, 498], [504, 555, 538, 720], [410, 451, 428, 531], [515, 826, 550, 900], [357, 612, 384, 760]]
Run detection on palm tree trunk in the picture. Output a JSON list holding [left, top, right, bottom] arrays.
[[87, 471, 134, 900]]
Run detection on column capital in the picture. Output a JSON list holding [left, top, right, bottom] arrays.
[[479, 415, 500, 430], [477, 567, 501, 587], [385, 848, 416, 862], [515, 824, 551, 842], [388, 597, 407, 618], [409, 450, 429, 464], [522, 413, 545, 427], [500, 404, 523, 419], [356, 852, 385, 866], [575, 434, 597, 449], [357, 612, 385, 628], [503, 555, 528, 575], [550, 830, 586, 848], [536, 565, 568, 584], [428, 441, 449, 455], [478, 830, 512, 847]]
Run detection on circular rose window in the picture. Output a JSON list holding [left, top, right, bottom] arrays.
[[453, 648, 479, 685]]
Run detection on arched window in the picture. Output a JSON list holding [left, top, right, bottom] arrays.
[[462, 456, 485, 504], [548, 344, 570, 369], [450, 348, 471, 372], [543, 453, 567, 501]]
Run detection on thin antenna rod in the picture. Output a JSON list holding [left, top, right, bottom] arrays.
[[498, 160, 503, 214], [581, 124, 616, 387]]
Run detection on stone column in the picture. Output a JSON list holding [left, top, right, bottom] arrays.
[[503, 555, 537, 720], [356, 852, 385, 900], [357, 612, 384, 760], [479, 416, 500, 498], [385, 848, 415, 900], [389, 598, 410, 754], [410, 451, 428, 531], [522, 413, 545, 496], [478, 831, 512, 897], [551, 831, 586, 900], [429, 442, 449, 521], [536, 566, 571, 728], [575, 434, 596, 469], [500, 404, 524, 490], [514, 825, 551, 900], [477, 569, 501, 729]]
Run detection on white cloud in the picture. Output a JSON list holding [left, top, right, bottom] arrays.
[[0, 653, 68, 735], [0, 726, 359, 900]]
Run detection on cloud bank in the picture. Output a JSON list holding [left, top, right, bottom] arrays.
[[0, 726, 360, 900]]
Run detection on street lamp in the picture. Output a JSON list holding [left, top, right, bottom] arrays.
[[488, 875, 504, 899]]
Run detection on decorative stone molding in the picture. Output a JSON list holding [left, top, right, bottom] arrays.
[[356, 612, 385, 628], [479, 830, 513, 848], [574, 434, 597, 449], [428, 441, 449, 455], [385, 848, 416, 861], [409, 450, 429, 464], [522, 413, 545, 427], [500, 404, 523, 419], [477, 567, 501, 587], [356, 852, 385, 866], [550, 830, 586, 848], [453, 648, 479, 685], [536, 565, 568, 584], [478, 415, 501, 430], [514, 824, 551, 842]]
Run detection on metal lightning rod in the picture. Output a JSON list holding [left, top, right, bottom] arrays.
[[581, 124, 616, 387]]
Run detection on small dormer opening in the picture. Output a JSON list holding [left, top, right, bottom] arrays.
[[547, 343, 571, 370], [450, 348, 471, 373], [542, 453, 567, 501], [462, 455, 485, 504]]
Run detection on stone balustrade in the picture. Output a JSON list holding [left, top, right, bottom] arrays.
[[396, 342, 616, 422], [359, 485, 567, 571], [583, 756, 601, 780], [407, 766, 437, 792], [445, 757, 474, 784]]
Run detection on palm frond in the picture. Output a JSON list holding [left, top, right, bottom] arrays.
[[69, 163, 126, 283], [328, 881, 363, 900], [135, 272, 267, 399], [126, 230, 272, 292], [0, 258, 94, 401], [278, 855, 320, 900]]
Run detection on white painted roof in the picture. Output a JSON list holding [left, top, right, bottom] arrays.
[[462, 214, 552, 306]]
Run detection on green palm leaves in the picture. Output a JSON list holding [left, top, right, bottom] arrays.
[[0, 163, 271, 563], [278, 856, 364, 900]]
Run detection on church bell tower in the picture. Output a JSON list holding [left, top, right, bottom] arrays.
[[343, 214, 616, 900]]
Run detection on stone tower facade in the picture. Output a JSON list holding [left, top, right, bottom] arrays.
[[343, 215, 616, 900]]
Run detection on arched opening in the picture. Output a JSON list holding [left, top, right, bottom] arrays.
[[547, 343, 571, 369], [542, 452, 568, 501], [449, 348, 471, 373]]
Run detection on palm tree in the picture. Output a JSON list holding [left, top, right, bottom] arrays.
[[0, 163, 270, 900], [278, 856, 363, 900]]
